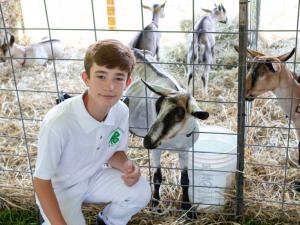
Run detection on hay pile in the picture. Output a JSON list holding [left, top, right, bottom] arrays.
[[1, 24, 300, 224], [0, 0, 24, 42]]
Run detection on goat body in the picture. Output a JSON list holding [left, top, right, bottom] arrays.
[[0, 31, 63, 66], [186, 4, 227, 93], [129, 1, 166, 61], [124, 48, 209, 218]]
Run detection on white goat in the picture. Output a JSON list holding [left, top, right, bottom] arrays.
[[124, 48, 209, 219], [128, 1, 166, 61], [235, 47, 300, 165], [0, 31, 63, 66], [186, 4, 227, 93]]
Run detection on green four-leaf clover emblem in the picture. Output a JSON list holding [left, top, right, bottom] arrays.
[[108, 128, 122, 146]]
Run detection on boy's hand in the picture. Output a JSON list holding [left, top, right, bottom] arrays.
[[121, 160, 141, 187]]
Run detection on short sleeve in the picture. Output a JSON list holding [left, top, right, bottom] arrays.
[[116, 106, 129, 152], [34, 126, 62, 180]]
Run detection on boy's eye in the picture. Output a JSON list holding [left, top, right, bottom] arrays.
[[116, 77, 125, 81], [97, 75, 105, 79]]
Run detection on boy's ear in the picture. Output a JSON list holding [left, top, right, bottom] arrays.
[[81, 71, 89, 85], [126, 77, 132, 87]]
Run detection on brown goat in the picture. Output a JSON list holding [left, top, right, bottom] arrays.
[[235, 46, 300, 165]]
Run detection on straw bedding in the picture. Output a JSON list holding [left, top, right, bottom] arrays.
[[1, 26, 300, 224], [0, 0, 23, 42]]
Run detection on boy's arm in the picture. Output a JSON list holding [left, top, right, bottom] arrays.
[[108, 151, 128, 172], [108, 151, 141, 186], [33, 177, 67, 225]]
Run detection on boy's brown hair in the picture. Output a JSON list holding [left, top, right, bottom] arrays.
[[84, 39, 136, 78]]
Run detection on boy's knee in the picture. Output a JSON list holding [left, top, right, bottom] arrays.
[[132, 176, 151, 207]]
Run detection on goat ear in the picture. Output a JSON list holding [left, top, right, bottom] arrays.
[[142, 5, 153, 11], [188, 96, 209, 120], [277, 48, 295, 62], [265, 62, 279, 73], [141, 79, 175, 97], [158, 1, 166, 17], [234, 45, 265, 58], [246, 48, 265, 58], [233, 45, 239, 53], [221, 3, 226, 12], [160, 0, 167, 8], [201, 8, 212, 14]]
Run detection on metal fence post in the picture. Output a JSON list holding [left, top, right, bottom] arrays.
[[236, 0, 248, 217], [249, 0, 260, 50]]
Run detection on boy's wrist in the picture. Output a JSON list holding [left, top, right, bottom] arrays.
[[103, 162, 112, 169]]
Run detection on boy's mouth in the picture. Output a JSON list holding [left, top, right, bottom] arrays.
[[99, 93, 116, 98]]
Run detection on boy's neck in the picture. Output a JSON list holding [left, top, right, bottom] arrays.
[[83, 92, 109, 122]]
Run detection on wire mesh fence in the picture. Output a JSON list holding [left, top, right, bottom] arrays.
[[1, 0, 300, 224]]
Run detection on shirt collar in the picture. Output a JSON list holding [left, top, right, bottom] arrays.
[[73, 92, 116, 133]]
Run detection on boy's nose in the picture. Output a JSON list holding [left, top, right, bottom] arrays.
[[104, 80, 114, 91]]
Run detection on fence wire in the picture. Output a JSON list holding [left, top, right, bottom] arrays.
[[1, 0, 300, 224]]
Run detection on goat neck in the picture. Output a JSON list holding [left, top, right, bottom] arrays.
[[209, 12, 218, 22], [151, 9, 161, 28], [193, 15, 215, 36], [273, 66, 300, 118]]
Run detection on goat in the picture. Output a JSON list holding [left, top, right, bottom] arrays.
[[0, 31, 63, 66], [128, 1, 166, 61], [235, 46, 300, 165], [186, 3, 227, 93], [124, 48, 209, 218]]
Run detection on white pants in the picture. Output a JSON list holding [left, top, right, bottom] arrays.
[[39, 168, 151, 225]]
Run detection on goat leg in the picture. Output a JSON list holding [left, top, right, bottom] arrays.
[[151, 167, 162, 210], [188, 73, 193, 85], [201, 75, 206, 92], [181, 169, 197, 219]]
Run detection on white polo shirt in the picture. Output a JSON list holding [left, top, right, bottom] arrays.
[[34, 92, 129, 191]]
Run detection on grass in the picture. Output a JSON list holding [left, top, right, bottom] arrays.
[[0, 209, 38, 225]]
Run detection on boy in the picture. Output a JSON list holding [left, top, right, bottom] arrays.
[[33, 39, 151, 225]]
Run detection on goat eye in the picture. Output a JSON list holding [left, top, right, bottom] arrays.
[[265, 63, 276, 72], [174, 107, 185, 122]]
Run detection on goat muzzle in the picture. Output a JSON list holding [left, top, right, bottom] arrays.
[[245, 95, 255, 102], [143, 135, 159, 149]]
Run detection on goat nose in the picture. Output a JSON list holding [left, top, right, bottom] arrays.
[[143, 135, 154, 149], [245, 95, 255, 102]]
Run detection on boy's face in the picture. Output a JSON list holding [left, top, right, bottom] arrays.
[[82, 63, 131, 110]]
